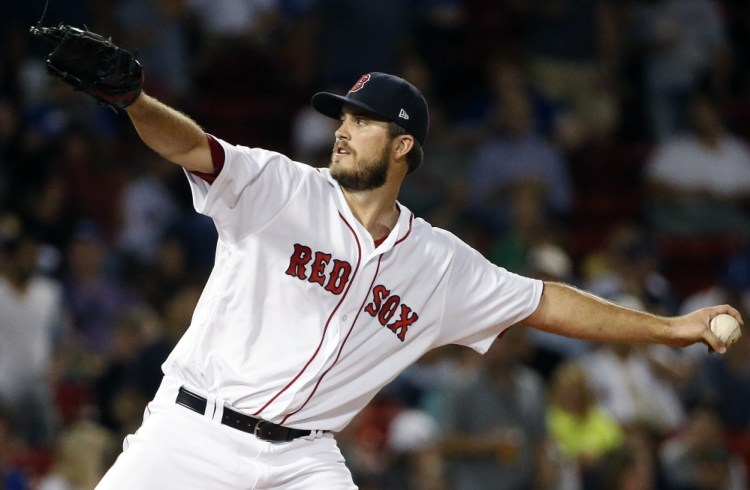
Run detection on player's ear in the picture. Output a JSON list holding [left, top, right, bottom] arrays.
[[393, 135, 414, 160]]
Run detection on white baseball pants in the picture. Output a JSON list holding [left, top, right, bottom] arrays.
[[96, 375, 357, 489]]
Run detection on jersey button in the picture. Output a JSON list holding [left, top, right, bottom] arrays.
[[342, 315, 348, 322]]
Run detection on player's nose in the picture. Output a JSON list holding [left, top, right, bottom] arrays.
[[334, 124, 350, 141]]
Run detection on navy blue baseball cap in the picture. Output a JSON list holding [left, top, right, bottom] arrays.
[[311, 72, 429, 145]]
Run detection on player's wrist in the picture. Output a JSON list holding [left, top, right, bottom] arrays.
[[123, 88, 148, 113], [659, 316, 681, 345]]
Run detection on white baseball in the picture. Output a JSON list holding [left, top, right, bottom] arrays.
[[709, 314, 742, 347]]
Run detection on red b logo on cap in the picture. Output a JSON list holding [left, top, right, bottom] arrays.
[[349, 74, 371, 93]]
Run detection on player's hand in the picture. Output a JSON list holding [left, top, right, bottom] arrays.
[[30, 24, 143, 111], [667, 305, 743, 353]]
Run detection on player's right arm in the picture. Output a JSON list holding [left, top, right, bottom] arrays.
[[125, 92, 214, 174], [523, 282, 739, 352]]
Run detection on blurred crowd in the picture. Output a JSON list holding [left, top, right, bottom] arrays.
[[3, 0, 750, 489]]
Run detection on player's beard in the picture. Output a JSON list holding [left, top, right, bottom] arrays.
[[330, 143, 390, 191]]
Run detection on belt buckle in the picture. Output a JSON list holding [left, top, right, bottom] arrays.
[[253, 419, 269, 440]]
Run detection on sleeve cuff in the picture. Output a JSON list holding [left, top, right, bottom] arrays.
[[189, 133, 226, 184]]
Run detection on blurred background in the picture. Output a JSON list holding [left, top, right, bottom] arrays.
[[2, 1, 750, 489]]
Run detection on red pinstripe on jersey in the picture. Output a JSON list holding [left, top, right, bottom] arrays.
[[281, 212, 414, 424], [281, 254, 384, 425], [394, 213, 413, 245], [253, 212, 362, 418]]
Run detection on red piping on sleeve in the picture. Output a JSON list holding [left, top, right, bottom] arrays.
[[190, 133, 226, 184]]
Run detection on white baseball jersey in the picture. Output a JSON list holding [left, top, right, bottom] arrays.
[[162, 135, 543, 432]]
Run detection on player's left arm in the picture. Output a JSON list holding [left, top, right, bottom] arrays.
[[125, 93, 212, 173], [522, 282, 742, 353]]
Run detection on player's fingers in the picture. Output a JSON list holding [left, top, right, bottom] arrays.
[[703, 326, 727, 354], [711, 304, 744, 326], [730, 307, 743, 326]]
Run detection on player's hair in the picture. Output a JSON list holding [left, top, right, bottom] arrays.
[[388, 122, 423, 175]]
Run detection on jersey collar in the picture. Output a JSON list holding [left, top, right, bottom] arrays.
[[324, 169, 414, 258]]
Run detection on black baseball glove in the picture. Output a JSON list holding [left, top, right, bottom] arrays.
[[30, 24, 143, 111]]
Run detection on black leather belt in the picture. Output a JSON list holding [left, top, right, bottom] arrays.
[[175, 386, 316, 442]]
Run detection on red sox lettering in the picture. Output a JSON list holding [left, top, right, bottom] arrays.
[[364, 285, 419, 342], [285, 244, 419, 341], [285, 243, 352, 295]]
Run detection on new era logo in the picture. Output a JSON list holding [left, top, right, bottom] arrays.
[[398, 109, 409, 120]]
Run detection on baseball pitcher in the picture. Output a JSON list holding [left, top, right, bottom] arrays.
[[30, 24, 742, 489]]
